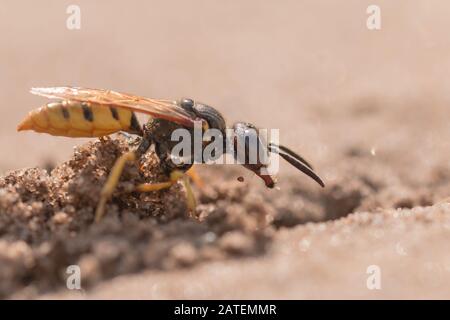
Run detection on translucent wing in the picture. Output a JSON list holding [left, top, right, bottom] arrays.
[[30, 87, 199, 127]]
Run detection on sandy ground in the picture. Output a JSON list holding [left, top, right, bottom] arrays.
[[1, 1, 450, 299]]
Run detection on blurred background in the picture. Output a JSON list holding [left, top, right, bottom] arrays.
[[2, 0, 450, 172], [3, 0, 450, 299]]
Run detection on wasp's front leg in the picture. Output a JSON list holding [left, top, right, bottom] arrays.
[[147, 142, 198, 213], [135, 170, 197, 214], [95, 134, 152, 222], [95, 151, 137, 222]]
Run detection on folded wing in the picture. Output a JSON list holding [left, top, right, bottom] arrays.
[[30, 87, 198, 127]]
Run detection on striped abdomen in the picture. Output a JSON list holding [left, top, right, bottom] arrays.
[[17, 100, 142, 137]]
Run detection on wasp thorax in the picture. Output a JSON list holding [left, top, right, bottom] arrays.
[[180, 98, 195, 113], [192, 103, 227, 134]]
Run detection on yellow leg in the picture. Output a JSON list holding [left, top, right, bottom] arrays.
[[135, 181, 173, 192], [95, 151, 136, 222], [136, 170, 182, 192], [136, 170, 197, 213], [182, 174, 197, 213], [186, 166, 204, 189]]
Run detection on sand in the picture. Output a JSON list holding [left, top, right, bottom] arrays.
[[1, 1, 450, 299]]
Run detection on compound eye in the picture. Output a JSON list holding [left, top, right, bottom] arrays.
[[180, 98, 195, 112]]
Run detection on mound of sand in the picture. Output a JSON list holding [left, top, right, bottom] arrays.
[[0, 137, 276, 298], [0, 117, 449, 298]]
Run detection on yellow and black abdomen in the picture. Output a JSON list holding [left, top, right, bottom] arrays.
[[17, 100, 142, 137]]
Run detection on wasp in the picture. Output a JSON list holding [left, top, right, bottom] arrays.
[[18, 87, 324, 222]]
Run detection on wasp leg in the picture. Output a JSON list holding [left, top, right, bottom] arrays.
[[182, 173, 197, 214], [95, 151, 136, 222], [186, 166, 204, 189], [136, 170, 197, 213]]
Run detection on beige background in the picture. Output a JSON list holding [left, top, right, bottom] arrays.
[[1, 0, 449, 170], [2, 1, 450, 299]]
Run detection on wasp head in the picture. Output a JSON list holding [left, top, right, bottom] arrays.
[[231, 122, 325, 189]]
